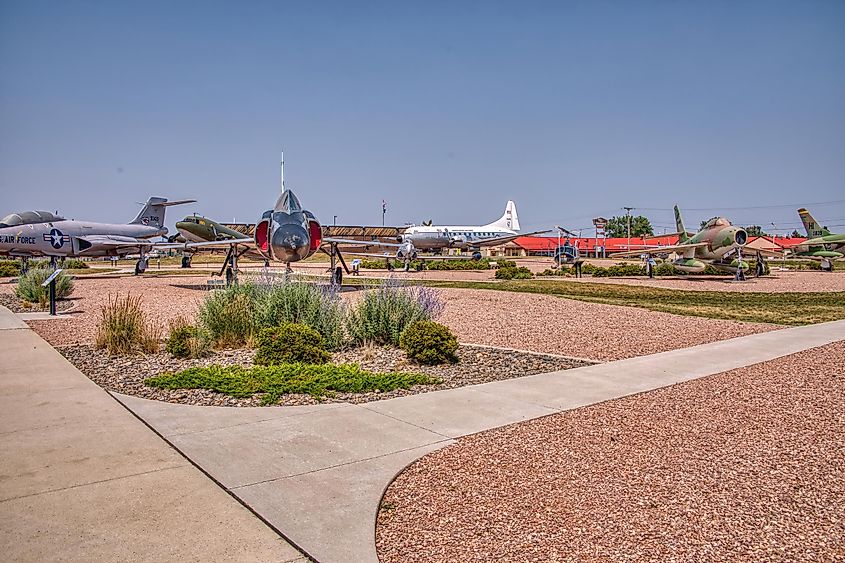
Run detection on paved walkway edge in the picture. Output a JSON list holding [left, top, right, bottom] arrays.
[[115, 319, 845, 563]]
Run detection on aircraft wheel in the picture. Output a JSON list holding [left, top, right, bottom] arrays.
[[181, 255, 192, 268], [416, 262, 426, 271], [333, 266, 343, 285], [472, 251, 482, 261]]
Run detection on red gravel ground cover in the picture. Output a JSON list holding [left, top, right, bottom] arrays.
[[377, 342, 845, 562]]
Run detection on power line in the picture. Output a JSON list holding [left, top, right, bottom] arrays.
[[636, 199, 845, 212]]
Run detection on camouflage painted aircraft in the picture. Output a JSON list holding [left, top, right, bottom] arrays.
[[793, 208, 844, 269], [612, 205, 767, 277], [0, 197, 194, 274], [171, 215, 265, 268]]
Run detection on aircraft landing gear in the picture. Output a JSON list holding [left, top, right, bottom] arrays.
[[225, 266, 235, 287], [181, 255, 192, 268], [333, 266, 343, 285], [135, 257, 148, 275], [821, 258, 833, 272], [20, 257, 30, 275]]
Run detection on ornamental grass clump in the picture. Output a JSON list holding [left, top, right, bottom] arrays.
[[254, 280, 345, 350], [346, 279, 444, 346], [254, 323, 331, 365], [399, 320, 459, 365], [95, 294, 161, 355], [15, 268, 74, 306], [198, 283, 260, 348]]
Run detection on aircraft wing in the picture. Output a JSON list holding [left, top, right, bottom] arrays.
[[76, 235, 159, 251], [803, 235, 845, 246], [611, 242, 709, 258], [178, 238, 255, 250], [473, 229, 553, 247], [322, 237, 403, 248]]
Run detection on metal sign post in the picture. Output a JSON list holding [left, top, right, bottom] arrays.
[[41, 268, 64, 316]]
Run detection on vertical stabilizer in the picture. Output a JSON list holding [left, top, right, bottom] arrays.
[[486, 201, 520, 231], [130, 197, 196, 229], [798, 208, 830, 238], [674, 205, 690, 243]]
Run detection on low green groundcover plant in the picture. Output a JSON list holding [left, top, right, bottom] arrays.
[[399, 320, 459, 365], [145, 363, 439, 404], [254, 323, 330, 365], [15, 268, 74, 305]]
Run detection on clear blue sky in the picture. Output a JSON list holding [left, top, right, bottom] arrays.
[[2, 0, 844, 236]]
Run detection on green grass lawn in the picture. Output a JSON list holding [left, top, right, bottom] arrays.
[[412, 279, 845, 326], [145, 363, 439, 404]]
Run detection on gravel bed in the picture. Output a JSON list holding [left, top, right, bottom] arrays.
[[376, 342, 845, 562], [0, 292, 75, 313], [437, 288, 777, 361], [59, 343, 588, 407]]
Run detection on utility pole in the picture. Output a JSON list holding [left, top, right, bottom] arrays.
[[623, 207, 634, 251], [333, 215, 338, 226], [382, 200, 386, 227]]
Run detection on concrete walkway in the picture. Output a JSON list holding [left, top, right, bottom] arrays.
[[115, 319, 845, 563], [0, 306, 305, 562]]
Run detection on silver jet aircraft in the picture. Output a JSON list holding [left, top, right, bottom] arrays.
[[0, 197, 194, 274]]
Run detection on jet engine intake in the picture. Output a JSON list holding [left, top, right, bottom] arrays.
[[735, 229, 747, 246]]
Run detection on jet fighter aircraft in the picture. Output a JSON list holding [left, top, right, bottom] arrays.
[[0, 197, 194, 274], [177, 160, 404, 284], [612, 205, 771, 278], [792, 207, 844, 270]]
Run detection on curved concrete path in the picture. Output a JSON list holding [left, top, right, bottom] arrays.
[[115, 319, 845, 563], [0, 306, 305, 562]]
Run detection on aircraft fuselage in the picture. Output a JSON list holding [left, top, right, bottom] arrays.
[[0, 220, 164, 258]]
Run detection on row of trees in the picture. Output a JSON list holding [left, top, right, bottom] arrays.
[[603, 215, 800, 239]]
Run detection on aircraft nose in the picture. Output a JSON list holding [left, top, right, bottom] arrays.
[[270, 224, 310, 262]]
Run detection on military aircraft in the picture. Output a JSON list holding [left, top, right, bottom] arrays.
[[793, 207, 844, 270], [612, 205, 766, 278], [0, 197, 195, 274], [398, 200, 549, 260], [171, 215, 264, 268], [176, 159, 405, 284]]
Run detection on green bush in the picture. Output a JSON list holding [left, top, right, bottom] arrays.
[[198, 283, 260, 347], [399, 320, 459, 365], [359, 258, 492, 271], [165, 319, 210, 359], [654, 263, 677, 276], [15, 268, 74, 305], [495, 266, 533, 280], [145, 363, 439, 404], [346, 281, 443, 346], [0, 260, 20, 277], [95, 294, 161, 355], [537, 268, 569, 277], [254, 281, 345, 350], [495, 260, 517, 269], [254, 323, 331, 366], [62, 258, 88, 269]]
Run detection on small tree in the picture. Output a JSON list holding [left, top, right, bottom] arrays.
[[606, 215, 654, 238]]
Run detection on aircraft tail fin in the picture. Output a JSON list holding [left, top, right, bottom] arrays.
[[130, 197, 195, 228], [674, 205, 690, 243], [486, 200, 520, 231], [798, 208, 830, 238]]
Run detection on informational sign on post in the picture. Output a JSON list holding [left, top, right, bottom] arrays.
[[41, 268, 64, 316]]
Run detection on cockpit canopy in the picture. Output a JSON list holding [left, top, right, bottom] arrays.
[[274, 189, 302, 214], [702, 217, 732, 229], [0, 210, 65, 228]]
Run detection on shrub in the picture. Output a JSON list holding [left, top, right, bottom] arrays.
[[95, 294, 161, 355], [495, 266, 533, 280], [399, 320, 459, 365], [0, 260, 20, 277], [145, 363, 439, 404], [62, 259, 88, 269], [15, 268, 74, 306], [254, 281, 345, 350], [165, 318, 210, 359], [346, 280, 444, 346], [537, 268, 570, 277], [654, 263, 676, 276], [495, 260, 517, 269], [254, 323, 331, 365], [198, 283, 260, 347]]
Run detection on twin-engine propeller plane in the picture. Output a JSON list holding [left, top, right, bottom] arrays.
[[0, 197, 195, 274], [612, 205, 779, 279]]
